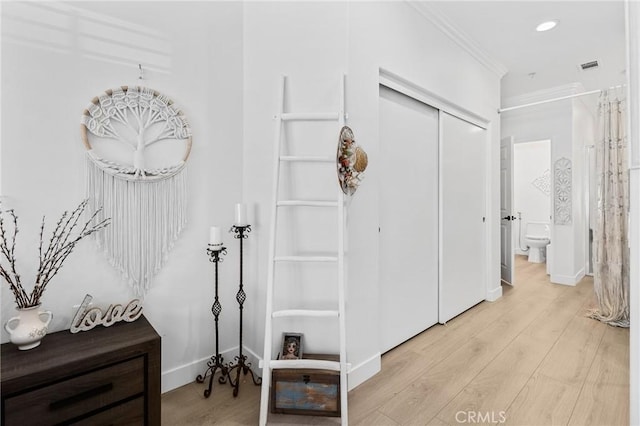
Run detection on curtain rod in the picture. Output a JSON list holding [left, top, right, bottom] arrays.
[[498, 85, 625, 114]]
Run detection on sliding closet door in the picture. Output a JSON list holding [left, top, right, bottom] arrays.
[[440, 112, 486, 323], [379, 85, 439, 353]]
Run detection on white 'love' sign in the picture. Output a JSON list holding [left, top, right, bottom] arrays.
[[70, 294, 143, 333]]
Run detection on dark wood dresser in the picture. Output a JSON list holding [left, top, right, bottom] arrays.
[[1, 315, 161, 425]]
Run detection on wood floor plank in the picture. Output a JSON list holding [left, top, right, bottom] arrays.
[[504, 373, 579, 426], [580, 325, 630, 386], [534, 315, 607, 386], [427, 416, 453, 426], [434, 333, 551, 425], [377, 336, 498, 424], [354, 410, 401, 426], [409, 289, 556, 378], [505, 312, 608, 425], [348, 349, 430, 425], [520, 280, 594, 346], [162, 375, 261, 425], [377, 293, 554, 426], [568, 382, 629, 426], [160, 258, 630, 426], [568, 324, 630, 426]]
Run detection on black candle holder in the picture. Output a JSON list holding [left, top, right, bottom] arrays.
[[196, 245, 229, 398], [225, 225, 262, 397]]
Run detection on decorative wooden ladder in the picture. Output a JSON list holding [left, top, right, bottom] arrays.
[[258, 75, 349, 426]]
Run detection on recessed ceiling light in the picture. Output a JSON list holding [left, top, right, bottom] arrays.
[[536, 20, 558, 32]]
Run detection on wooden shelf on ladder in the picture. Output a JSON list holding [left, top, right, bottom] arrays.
[[258, 75, 350, 426]]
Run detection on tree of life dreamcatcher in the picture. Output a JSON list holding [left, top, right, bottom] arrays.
[[80, 86, 192, 296]]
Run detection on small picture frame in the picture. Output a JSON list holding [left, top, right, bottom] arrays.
[[280, 332, 303, 360]]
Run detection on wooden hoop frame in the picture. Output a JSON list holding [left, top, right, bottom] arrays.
[[80, 85, 192, 163]]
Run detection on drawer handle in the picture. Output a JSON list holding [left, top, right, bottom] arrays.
[[303, 375, 311, 384], [49, 383, 114, 411]]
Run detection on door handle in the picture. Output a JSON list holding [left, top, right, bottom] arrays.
[[502, 215, 516, 221]]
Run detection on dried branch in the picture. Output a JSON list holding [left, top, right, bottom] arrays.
[[36, 203, 109, 290], [0, 208, 29, 307], [0, 200, 110, 309]]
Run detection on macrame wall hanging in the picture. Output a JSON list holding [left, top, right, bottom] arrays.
[[80, 86, 192, 296]]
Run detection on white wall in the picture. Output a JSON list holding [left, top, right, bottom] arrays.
[[626, 1, 640, 423], [1, 1, 245, 392], [502, 85, 592, 285], [243, 1, 501, 390], [513, 140, 551, 255], [2, 1, 502, 394], [572, 97, 596, 276], [568, 98, 588, 282]]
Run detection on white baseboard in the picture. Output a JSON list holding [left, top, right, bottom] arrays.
[[347, 351, 381, 391], [486, 285, 503, 302], [162, 346, 245, 394], [162, 346, 381, 394], [550, 268, 585, 286]]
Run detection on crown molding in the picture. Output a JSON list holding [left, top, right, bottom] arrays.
[[502, 83, 587, 108], [408, 1, 508, 78]]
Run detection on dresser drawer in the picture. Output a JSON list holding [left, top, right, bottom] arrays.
[[4, 356, 144, 425], [71, 397, 144, 426]]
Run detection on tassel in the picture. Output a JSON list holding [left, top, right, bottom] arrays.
[[86, 154, 187, 297]]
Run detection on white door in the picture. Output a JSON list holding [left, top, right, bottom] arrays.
[[440, 112, 486, 324], [379, 85, 439, 353], [500, 136, 515, 285]]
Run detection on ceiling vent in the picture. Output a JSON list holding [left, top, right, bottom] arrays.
[[580, 60, 599, 71]]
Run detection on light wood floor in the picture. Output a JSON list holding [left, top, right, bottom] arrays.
[[161, 256, 629, 425]]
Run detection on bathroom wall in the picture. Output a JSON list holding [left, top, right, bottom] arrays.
[[513, 140, 551, 255], [502, 83, 591, 285]]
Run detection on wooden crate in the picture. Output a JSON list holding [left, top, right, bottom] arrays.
[[271, 354, 340, 417]]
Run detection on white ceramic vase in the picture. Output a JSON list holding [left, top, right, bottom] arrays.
[[4, 305, 53, 350]]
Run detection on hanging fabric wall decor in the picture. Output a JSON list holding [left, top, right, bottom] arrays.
[[80, 86, 192, 296], [590, 91, 629, 327]]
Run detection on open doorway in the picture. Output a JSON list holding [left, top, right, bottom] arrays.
[[513, 140, 552, 281]]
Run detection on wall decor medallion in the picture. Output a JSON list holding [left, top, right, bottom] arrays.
[[554, 157, 572, 225], [531, 169, 551, 196], [80, 86, 192, 296]]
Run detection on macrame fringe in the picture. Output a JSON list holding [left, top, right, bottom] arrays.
[[587, 309, 630, 328], [589, 92, 630, 328], [86, 155, 187, 297]]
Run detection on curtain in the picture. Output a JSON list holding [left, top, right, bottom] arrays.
[[590, 90, 630, 327]]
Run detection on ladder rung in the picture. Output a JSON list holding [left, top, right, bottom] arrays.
[[259, 359, 352, 371], [274, 256, 338, 263], [281, 112, 339, 121], [280, 156, 334, 163], [269, 359, 341, 371], [277, 200, 338, 207], [272, 309, 339, 318]]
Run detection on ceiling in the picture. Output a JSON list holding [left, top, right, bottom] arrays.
[[427, 1, 627, 102]]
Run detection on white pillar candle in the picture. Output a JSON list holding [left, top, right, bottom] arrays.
[[235, 203, 247, 226], [209, 226, 222, 245]]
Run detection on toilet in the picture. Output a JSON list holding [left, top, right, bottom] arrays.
[[524, 222, 550, 263]]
